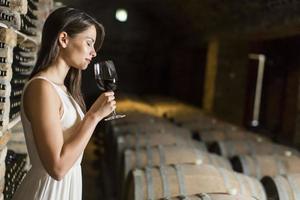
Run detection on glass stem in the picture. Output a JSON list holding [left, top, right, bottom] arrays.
[[112, 109, 117, 116]]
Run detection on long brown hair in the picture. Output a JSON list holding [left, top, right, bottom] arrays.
[[30, 7, 105, 113]]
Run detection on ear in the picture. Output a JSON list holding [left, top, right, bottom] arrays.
[[58, 31, 69, 48]]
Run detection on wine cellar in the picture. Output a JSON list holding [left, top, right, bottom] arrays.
[[2, 0, 300, 200]]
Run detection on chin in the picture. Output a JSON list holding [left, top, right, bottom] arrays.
[[75, 62, 89, 70], [79, 64, 88, 70]]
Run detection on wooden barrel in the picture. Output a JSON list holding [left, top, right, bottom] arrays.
[[110, 123, 192, 159], [104, 112, 163, 143], [113, 132, 202, 191], [116, 131, 194, 157], [180, 118, 238, 132], [108, 118, 191, 156], [107, 118, 194, 190], [169, 193, 257, 200], [111, 122, 190, 137], [106, 112, 161, 140], [120, 146, 232, 197], [209, 140, 299, 158], [123, 146, 231, 180], [231, 155, 300, 179], [121, 146, 231, 194], [115, 132, 205, 168], [262, 174, 300, 200], [106, 118, 190, 168], [193, 129, 269, 143], [115, 132, 198, 168], [116, 128, 191, 145], [125, 164, 266, 200]]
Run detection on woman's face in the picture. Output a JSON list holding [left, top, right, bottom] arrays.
[[61, 25, 97, 70]]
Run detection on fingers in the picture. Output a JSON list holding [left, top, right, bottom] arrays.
[[102, 92, 116, 110], [110, 100, 116, 110], [108, 95, 115, 102], [99, 92, 117, 111], [104, 91, 114, 96], [99, 92, 115, 102], [110, 100, 116, 106], [102, 92, 115, 101]]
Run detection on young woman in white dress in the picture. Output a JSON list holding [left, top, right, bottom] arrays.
[[12, 7, 115, 200]]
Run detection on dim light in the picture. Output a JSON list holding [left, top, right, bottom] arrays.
[[115, 9, 128, 22]]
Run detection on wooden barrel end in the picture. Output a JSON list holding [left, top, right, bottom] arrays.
[[208, 142, 222, 156], [261, 176, 279, 200], [230, 156, 243, 173], [192, 130, 202, 141]]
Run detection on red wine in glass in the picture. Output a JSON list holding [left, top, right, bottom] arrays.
[[94, 61, 125, 121], [103, 78, 117, 91], [95, 77, 105, 91]]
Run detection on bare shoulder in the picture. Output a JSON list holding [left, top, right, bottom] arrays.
[[23, 78, 61, 121], [24, 78, 54, 95]]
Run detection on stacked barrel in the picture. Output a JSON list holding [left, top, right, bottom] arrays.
[[92, 99, 243, 200], [0, 0, 53, 199], [95, 95, 300, 200], [160, 98, 300, 200]]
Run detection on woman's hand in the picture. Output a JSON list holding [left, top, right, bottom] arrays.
[[87, 91, 116, 122]]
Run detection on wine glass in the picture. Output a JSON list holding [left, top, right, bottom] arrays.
[[94, 60, 126, 121]]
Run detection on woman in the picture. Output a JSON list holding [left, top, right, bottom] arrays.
[[12, 7, 115, 200]]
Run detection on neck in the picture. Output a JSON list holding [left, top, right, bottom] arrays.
[[40, 57, 71, 85]]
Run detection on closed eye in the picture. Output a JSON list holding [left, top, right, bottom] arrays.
[[86, 37, 95, 47], [87, 41, 92, 47]]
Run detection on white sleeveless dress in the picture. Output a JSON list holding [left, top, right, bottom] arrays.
[[12, 76, 85, 200]]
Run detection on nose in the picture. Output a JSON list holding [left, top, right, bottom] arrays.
[[91, 48, 97, 58]]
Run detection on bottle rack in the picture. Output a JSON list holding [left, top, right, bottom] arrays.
[[0, 0, 54, 199]]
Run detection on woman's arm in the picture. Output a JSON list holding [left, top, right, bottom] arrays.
[[24, 79, 115, 180]]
